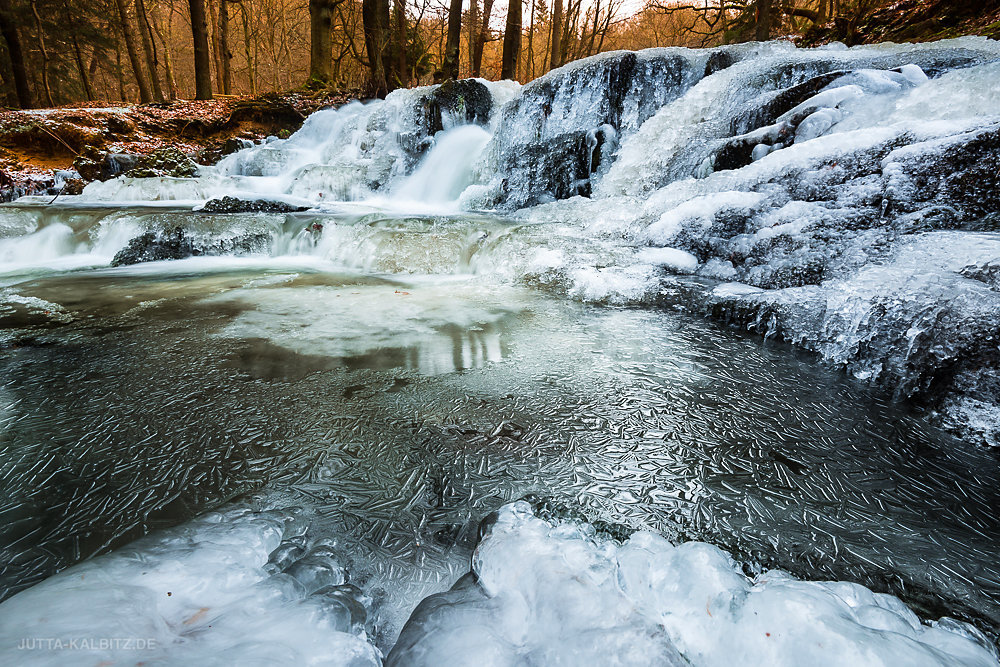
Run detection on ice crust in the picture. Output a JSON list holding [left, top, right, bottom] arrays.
[[0, 507, 381, 666], [3, 502, 996, 666], [393, 502, 999, 666]]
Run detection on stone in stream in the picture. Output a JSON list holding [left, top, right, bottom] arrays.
[[201, 196, 310, 214], [110, 225, 272, 266]]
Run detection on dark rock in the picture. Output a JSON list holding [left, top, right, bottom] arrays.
[[492, 129, 602, 209], [73, 148, 140, 182], [885, 122, 1000, 221], [105, 115, 136, 138], [60, 178, 85, 195], [201, 196, 310, 214], [230, 93, 306, 126], [110, 226, 272, 266], [124, 147, 199, 179], [421, 78, 493, 135]]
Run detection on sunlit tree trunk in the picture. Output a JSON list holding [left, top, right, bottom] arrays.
[[219, 0, 232, 94], [150, 3, 179, 99], [500, 0, 521, 80], [443, 0, 462, 80], [208, 0, 223, 92], [240, 1, 257, 94], [0, 0, 34, 107], [309, 0, 334, 84], [61, 0, 96, 101], [472, 0, 494, 76], [549, 0, 562, 72], [755, 0, 772, 40], [114, 0, 153, 102], [115, 38, 127, 101], [189, 0, 214, 99], [135, 0, 165, 101]]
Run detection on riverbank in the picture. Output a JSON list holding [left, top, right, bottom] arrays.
[[0, 91, 350, 201]]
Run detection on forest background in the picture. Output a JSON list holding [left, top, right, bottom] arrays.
[[0, 0, 996, 109]]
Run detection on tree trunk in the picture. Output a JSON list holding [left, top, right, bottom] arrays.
[[755, 0, 772, 41], [549, 0, 562, 72], [115, 39, 127, 101], [219, 0, 232, 93], [362, 0, 390, 96], [443, 0, 462, 80], [135, 0, 165, 101], [150, 3, 179, 99], [0, 0, 34, 108], [525, 0, 535, 79], [240, 1, 256, 94], [61, 0, 96, 101], [189, 0, 213, 99], [467, 0, 477, 73], [392, 0, 407, 87], [114, 0, 153, 102], [500, 0, 520, 80], [472, 0, 494, 76], [207, 0, 223, 93], [29, 0, 54, 106], [309, 0, 334, 84]]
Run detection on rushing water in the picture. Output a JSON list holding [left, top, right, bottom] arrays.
[[3, 38, 1000, 666]]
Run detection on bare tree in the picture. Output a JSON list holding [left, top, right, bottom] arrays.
[[135, 0, 165, 101], [309, 0, 339, 84], [549, 0, 563, 71], [114, 0, 153, 102], [443, 0, 462, 80], [501, 0, 521, 79], [189, 0, 214, 99], [472, 0, 495, 76], [0, 0, 31, 107], [362, 0, 390, 95]]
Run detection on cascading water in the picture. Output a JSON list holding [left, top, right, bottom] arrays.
[[3, 37, 1000, 666]]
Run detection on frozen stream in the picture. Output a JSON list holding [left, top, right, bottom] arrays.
[[0, 203, 998, 665], [3, 37, 1000, 665]]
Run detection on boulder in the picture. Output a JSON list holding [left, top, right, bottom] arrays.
[[201, 196, 310, 214], [123, 147, 199, 179], [110, 225, 271, 266]]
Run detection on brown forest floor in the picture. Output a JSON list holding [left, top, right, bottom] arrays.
[[0, 91, 351, 199], [801, 0, 1000, 45]]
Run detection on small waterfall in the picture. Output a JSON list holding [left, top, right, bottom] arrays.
[[392, 125, 492, 206]]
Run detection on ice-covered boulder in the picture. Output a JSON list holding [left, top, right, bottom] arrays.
[[388, 502, 999, 667]]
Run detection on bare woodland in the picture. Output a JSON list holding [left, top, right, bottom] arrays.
[[0, 1, 924, 107]]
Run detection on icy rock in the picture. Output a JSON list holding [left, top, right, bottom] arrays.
[[0, 508, 380, 666], [476, 49, 708, 209], [389, 503, 999, 667], [124, 146, 200, 179], [109, 215, 276, 266], [284, 548, 348, 593]]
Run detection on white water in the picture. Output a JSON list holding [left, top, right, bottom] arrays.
[[391, 125, 492, 207]]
